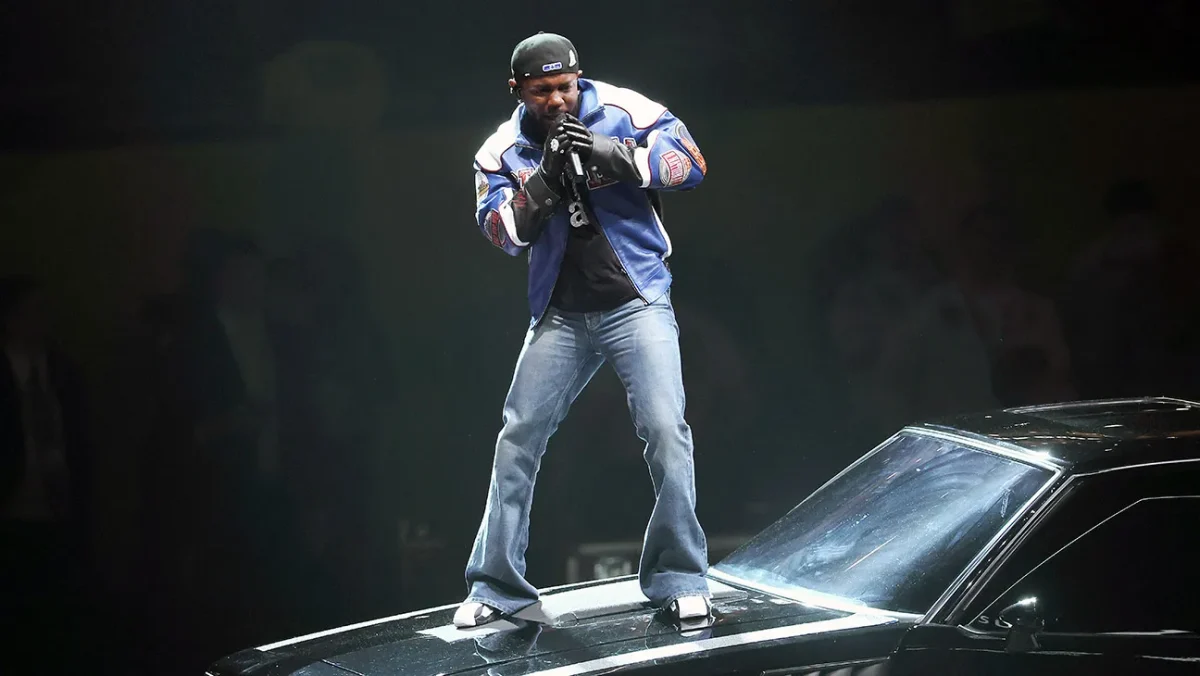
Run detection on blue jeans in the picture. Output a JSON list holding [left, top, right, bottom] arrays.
[[464, 292, 710, 614]]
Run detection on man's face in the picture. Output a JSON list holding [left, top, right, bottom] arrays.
[[512, 72, 581, 131]]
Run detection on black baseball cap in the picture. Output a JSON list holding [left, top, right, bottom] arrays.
[[510, 32, 580, 80]]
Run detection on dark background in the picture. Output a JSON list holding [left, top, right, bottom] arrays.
[[2, 1, 1199, 674]]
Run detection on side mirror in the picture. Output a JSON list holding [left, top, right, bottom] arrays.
[[998, 597, 1044, 653]]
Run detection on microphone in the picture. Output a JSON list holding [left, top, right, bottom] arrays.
[[570, 148, 585, 182], [554, 113, 587, 182]]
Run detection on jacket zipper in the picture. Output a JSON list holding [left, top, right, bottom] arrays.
[[580, 103, 652, 304], [592, 204, 649, 305]]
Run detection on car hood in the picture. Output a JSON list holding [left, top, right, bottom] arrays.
[[208, 577, 905, 676]]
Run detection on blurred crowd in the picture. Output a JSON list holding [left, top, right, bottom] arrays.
[[2, 231, 402, 672], [2, 178, 1198, 674], [808, 179, 1200, 451]]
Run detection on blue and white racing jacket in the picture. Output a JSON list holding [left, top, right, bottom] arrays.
[[472, 77, 707, 323]]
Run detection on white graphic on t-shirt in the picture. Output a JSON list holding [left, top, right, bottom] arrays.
[[568, 200, 590, 228]]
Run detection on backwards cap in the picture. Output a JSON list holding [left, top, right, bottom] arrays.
[[510, 32, 580, 80]]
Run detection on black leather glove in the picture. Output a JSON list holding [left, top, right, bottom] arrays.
[[580, 128, 641, 186], [540, 127, 573, 183], [558, 114, 594, 160]]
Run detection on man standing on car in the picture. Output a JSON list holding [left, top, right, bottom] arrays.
[[456, 32, 712, 627]]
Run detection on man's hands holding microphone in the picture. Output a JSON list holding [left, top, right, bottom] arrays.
[[540, 113, 593, 184], [510, 113, 600, 242], [557, 114, 594, 162]]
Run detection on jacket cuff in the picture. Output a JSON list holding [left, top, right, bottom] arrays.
[[586, 134, 642, 185], [510, 167, 564, 245], [527, 167, 565, 205]]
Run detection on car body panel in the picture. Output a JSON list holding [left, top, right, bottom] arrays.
[[919, 397, 1200, 473], [892, 623, 1200, 675], [208, 578, 908, 676], [207, 397, 1200, 675]]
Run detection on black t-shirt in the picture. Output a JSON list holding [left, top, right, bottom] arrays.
[[549, 188, 640, 312]]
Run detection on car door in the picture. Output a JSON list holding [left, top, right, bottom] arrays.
[[891, 465, 1200, 675]]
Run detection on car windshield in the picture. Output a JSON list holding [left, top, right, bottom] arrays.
[[714, 431, 1055, 615]]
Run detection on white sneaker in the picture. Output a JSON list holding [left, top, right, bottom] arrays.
[[670, 595, 712, 621], [454, 601, 500, 628]]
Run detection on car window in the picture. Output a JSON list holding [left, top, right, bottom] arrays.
[[974, 496, 1200, 635], [714, 432, 1053, 615]]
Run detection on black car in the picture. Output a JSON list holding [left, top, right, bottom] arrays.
[[208, 397, 1200, 675]]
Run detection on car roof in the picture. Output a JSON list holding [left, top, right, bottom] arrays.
[[913, 396, 1200, 474]]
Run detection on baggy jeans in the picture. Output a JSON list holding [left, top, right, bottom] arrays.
[[463, 292, 709, 614]]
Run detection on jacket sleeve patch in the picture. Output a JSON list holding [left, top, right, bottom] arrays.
[[475, 170, 489, 204], [484, 209, 508, 248], [658, 150, 692, 188], [672, 122, 706, 175], [514, 167, 537, 186], [680, 137, 705, 175]]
